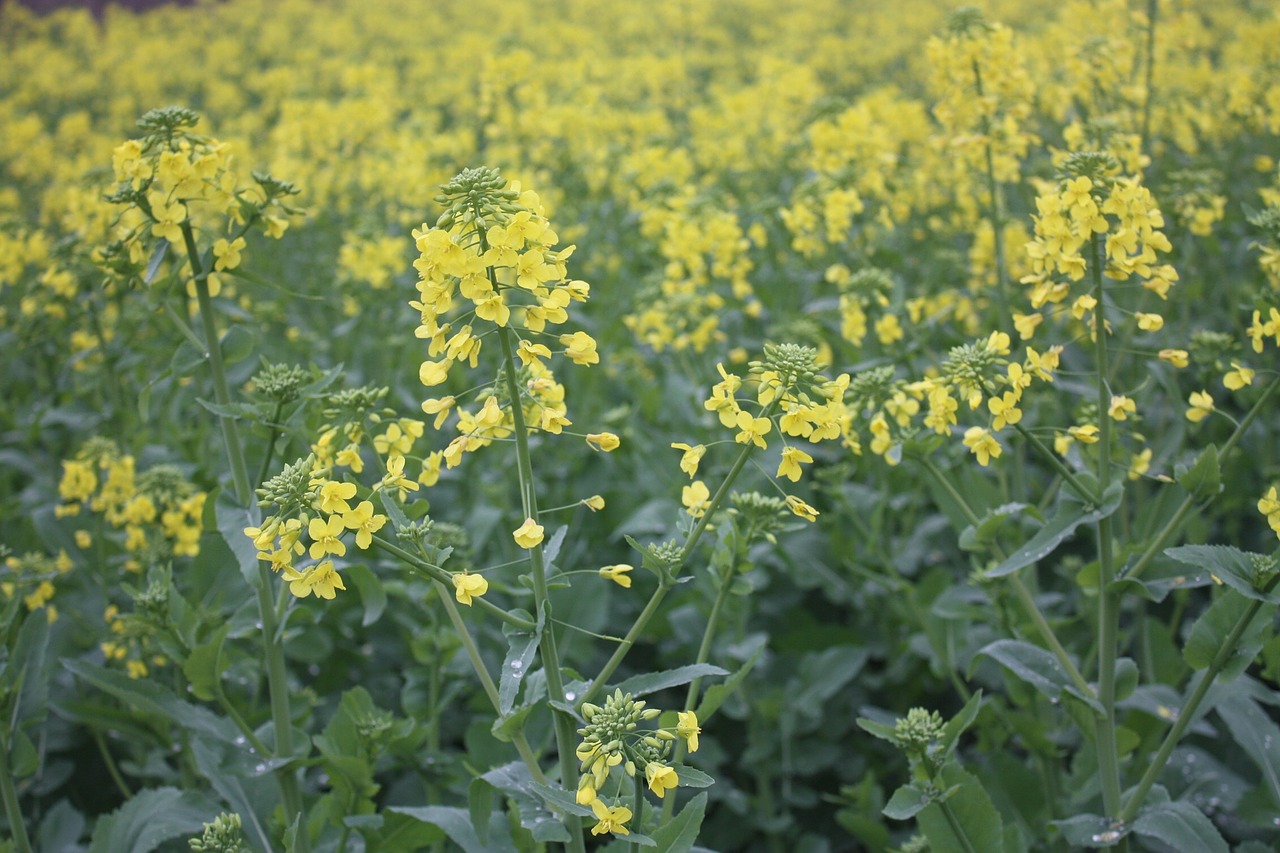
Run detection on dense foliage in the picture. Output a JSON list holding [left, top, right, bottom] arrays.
[[3, 0, 1280, 851]]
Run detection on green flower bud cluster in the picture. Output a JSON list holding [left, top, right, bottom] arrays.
[[580, 689, 662, 745], [893, 707, 945, 753], [138, 105, 201, 135], [752, 342, 822, 389], [845, 267, 895, 301], [847, 365, 901, 414], [641, 538, 685, 579], [945, 6, 990, 38], [396, 519, 433, 545], [252, 362, 308, 405], [188, 812, 250, 853], [251, 171, 300, 202], [321, 385, 391, 423], [433, 166, 522, 231], [1249, 553, 1279, 589], [729, 492, 791, 546], [942, 339, 1007, 401], [1058, 151, 1120, 191], [256, 453, 320, 510], [1247, 204, 1280, 243], [577, 689, 664, 787], [135, 464, 197, 508]]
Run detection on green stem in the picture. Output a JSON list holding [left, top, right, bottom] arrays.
[[581, 403, 774, 706], [91, 726, 134, 799], [494, 324, 584, 853], [1124, 374, 1280, 582], [1090, 232, 1124, 819], [630, 771, 644, 853], [939, 797, 981, 853], [369, 535, 535, 629], [1118, 582, 1276, 823], [0, 733, 32, 853], [1009, 420, 1098, 503], [256, 400, 286, 488], [180, 221, 307, 852], [972, 58, 1010, 320], [435, 577, 547, 785], [1140, 0, 1158, 158]]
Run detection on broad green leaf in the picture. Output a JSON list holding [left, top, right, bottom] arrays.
[[1215, 694, 1280, 806], [5, 610, 51, 729], [196, 398, 259, 419], [1183, 591, 1270, 676], [985, 482, 1122, 578], [468, 777, 494, 848], [144, 240, 168, 283], [190, 738, 274, 853], [542, 523, 568, 566], [856, 717, 899, 744], [482, 761, 574, 842], [883, 784, 930, 820], [88, 787, 215, 853], [651, 791, 707, 853], [672, 764, 714, 788], [1174, 444, 1220, 502], [958, 503, 1034, 553], [345, 563, 387, 626], [37, 800, 86, 853], [388, 806, 517, 853], [1132, 799, 1228, 853], [1165, 545, 1280, 603], [181, 622, 230, 702], [694, 634, 764, 722], [499, 610, 541, 715], [220, 324, 255, 364], [940, 689, 983, 755], [64, 659, 237, 743], [916, 763, 1005, 853], [973, 640, 1101, 713], [1049, 814, 1125, 847], [215, 488, 264, 587], [613, 663, 728, 699]]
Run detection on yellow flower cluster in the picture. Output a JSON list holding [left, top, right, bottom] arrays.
[[2, 550, 72, 625], [57, 441, 205, 562]]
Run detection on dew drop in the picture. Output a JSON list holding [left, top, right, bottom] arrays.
[[233, 735, 246, 746], [254, 763, 267, 773], [511, 660, 524, 671], [1185, 753, 1197, 763], [565, 691, 576, 701]]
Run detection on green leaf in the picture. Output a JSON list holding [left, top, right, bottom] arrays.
[[196, 398, 259, 419], [883, 784, 930, 820], [1183, 591, 1270, 676], [388, 806, 517, 853], [1215, 694, 1280, 807], [87, 787, 215, 853], [144, 240, 168, 283], [345, 563, 387, 626], [1049, 814, 1125, 847], [985, 482, 1122, 578], [499, 614, 541, 716], [189, 738, 275, 853], [4, 610, 51, 730], [64, 659, 237, 743], [220, 324, 255, 364], [469, 777, 494, 848], [481, 761, 574, 842], [1132, 799, 1228, 853], [856, 717, 900, 744], [695, 635, 764, 722], [940, 690, 983, 755], [1174, 444, 1220, 502], [973, 640, 1101, 713], [672, 764, 714, 788], [1165, 545, 1280, 603], [215, 488, 264, 587], [651, 792, 707, 853], [916, 763, 1005, 853], [958, 503, 1034, 553], [181, 623, 230, 702], [613, 663, 728, 699]]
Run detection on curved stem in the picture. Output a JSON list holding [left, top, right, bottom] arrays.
[[0, 732, 32, 853]]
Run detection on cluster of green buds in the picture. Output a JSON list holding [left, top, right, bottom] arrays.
[[188, 812, 250, 853], [573, 690, 702, 836], [250, 361, 309, 406], [941, 331, 1012, 410], [255, 453, 321, 513], [727, 492, 792, 546], [432, 166, 522, 231]]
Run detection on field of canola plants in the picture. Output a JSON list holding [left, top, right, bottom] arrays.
[[4, 0, 1280, 850]]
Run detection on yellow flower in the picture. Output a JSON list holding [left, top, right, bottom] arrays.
[[776, 446, 813, 482], [581, 495, 606, 511], [1108, 395, 1136, 421], [671, 442, 706, 477], [342, 500, 387, 549], [1135, 312, 1163, 331], [1223, 362, 1255, 391], [645, 762, 679, 798], [733, 409, 772, 449], [785, 495, 818, 522], [212, 236, 246, 271], [308, 560, 346, 600], [1186, 390, 1214, 423], [1158, 349, 1189, 368], [682, 481, 711, 518], [512, 517, 544, 549], [589, 800, 632, 836], [586, 432, 620, 452], [962, 426, 1001, 467], [1069, 424, 1100, 444], [676, 710, 701, 753], [452, 571, 488, 606], [308, 515, 347, 559], [1013, 312, 1042, 340], [559, 330, 600, 365], [317, 480, 357, 514], [598, 564, 633, 588]]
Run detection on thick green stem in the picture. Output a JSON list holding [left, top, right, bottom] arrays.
[[581, 403, 774, 705], [494, 325, 584, 853], [1089, 232, 1124, 819], [0, 733, 34, 853], [256, 400, 286, 489], [1118, 584, 1276, 823], [1009, 420, 1098, 504], [939, 797, 981, 853], [180, 222, 307, 851]]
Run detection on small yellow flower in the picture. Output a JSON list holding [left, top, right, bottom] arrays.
[[1186, 390, 1214, 423], [512, 517, 544, 549], [452, 571, 488, 606], [962, 426, 1002, 467], [670, 442, 706, 478], [645, 762, 679, 799], [1135, 312, 1163, 331], [598, 564, 633, 588], [785, 495, 818, 522], [676, 710, 701, 753], [776, 446, 814, 482], [586, 432, 620, 452], [682, 481, 711, 518], [1223, 362, 1255, 391], [581, 495, 606, 511], [1069, 424, 1100, 444], [589, 800, 632, 836], [1158, 349, 1189, 368], [1108, 395, 1136, 421]]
